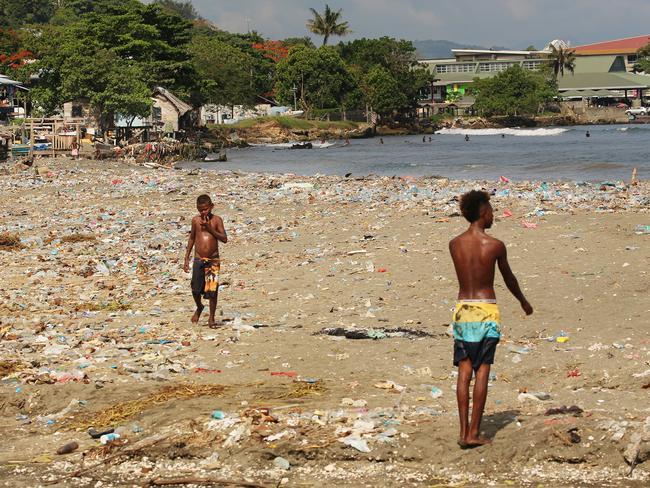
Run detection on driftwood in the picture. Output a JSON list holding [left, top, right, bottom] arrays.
[[142, 477, 270, 488]]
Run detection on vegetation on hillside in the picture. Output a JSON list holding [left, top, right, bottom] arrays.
[[0, 0, 435, 124], [0, 0, 560, 125]]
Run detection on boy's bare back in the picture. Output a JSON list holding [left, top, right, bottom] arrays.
[[449, 230, 504, 301]]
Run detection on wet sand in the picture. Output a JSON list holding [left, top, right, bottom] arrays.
[[0, 159, 649, 487]]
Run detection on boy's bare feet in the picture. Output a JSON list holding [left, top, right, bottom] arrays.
[[462, 437, 492, 449], [208, 318, 220, 329], [191, 304, 204, 323]]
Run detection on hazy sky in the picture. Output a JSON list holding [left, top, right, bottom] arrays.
[[176, 0, 650, 49]]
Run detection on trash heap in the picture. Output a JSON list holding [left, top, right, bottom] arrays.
[[0, 159, 648, 486]]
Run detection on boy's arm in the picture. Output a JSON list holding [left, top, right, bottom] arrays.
[[207, 216, 227, 244], [183, 219, 196, 272], [496, 242, 533, 315]]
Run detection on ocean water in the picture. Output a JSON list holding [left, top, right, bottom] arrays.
[[180, 124, 649, 181]]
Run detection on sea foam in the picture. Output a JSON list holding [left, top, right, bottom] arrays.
[[435, 127, 569, 137]]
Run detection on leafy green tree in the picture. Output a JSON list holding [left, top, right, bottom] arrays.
[[306, 4, 350, 46], [49, 0, 140, 22], [338, 37, 431, 113], [23, 2, 198, 128], [274, 45, 356, 112], [362, 65, 405, 117], [634, 42, 650, 73], [190, 35, 256, 107], [0, 0, 54, 27], [29, 36, 150, 130], [445, 90, 462, 103], [473, 65, 557, 117], [548, 44, 576, 78], [93, 58, 152, 129], [28, 2, 197, 100], [282, 37, 315, 49], [191, 29, 276, 99], [154, 0, 200, 20]]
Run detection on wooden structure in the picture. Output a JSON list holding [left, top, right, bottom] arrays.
[[12, 118, 83, 157], [152, 86, 195, 132]]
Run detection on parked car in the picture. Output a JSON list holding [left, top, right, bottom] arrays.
[[625, 107, 649, 116]]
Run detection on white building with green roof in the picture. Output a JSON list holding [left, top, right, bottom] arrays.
[[418, 39, 650, 113]]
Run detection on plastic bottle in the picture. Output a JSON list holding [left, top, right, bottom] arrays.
[[100, 433, 120, 444]]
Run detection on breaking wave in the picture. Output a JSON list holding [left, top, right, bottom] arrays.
[[435, 127, 570, 137]]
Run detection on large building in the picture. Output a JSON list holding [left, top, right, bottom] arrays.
[[418, 35, 650, 113], [419, 49, 548, 110]]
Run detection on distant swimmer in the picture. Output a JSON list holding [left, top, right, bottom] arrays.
[[379, 138, 384, 144], [428, 136, 432, 142], [586, 131, 591, 138], [465, 134, 470, 142], [501, 134, 505, 138], [423, 135, 426, 143], [344, 136, 350, 146]]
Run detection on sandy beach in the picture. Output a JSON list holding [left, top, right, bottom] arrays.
[[0, 158, 649, 487]]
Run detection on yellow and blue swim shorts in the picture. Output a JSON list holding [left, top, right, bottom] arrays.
[[452, 301, 501, 371]]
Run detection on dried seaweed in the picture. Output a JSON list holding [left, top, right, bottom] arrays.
[[66, 384, 226, 430], [0, 232, 23, 251]]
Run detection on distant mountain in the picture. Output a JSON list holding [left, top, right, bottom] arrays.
[[413, 40, 511, 59]]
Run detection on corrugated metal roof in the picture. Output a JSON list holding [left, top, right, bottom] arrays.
[[573, 34, 650, 55], [572, 55, 619, 73], [0, 75, 21, 85], [561, 89, 619, 98], [558, 72, 650, 90]]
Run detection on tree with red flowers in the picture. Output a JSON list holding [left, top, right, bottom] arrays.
[[0, 28, 32, 73], [252, 40, 289, 64]]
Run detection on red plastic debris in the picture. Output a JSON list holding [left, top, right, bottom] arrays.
[[194, 368, 221, 374], [270, 371, 297, 378]]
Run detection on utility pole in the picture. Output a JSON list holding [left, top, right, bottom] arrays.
[[291, 84, 297, 111]]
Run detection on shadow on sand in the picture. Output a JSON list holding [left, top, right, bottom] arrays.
[[481, 409, 520, 439]]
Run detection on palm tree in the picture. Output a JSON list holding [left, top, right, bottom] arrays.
[[306, 4, 350, 46], [549, 44, 576, 78]]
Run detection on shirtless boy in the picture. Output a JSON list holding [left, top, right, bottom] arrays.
[[183, 194, 227, 327], [449, 190, 533, 448]]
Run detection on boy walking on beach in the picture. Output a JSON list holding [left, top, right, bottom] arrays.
[[449, 190, 533, 448], [183, 194, 227, 328]]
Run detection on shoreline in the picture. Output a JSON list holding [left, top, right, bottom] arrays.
[[0, 158, 649, 487], [208, 115, 647, 145]]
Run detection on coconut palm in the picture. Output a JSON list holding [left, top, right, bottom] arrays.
[[549, 44, 576, 78], [306, 4, 350, 46]]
